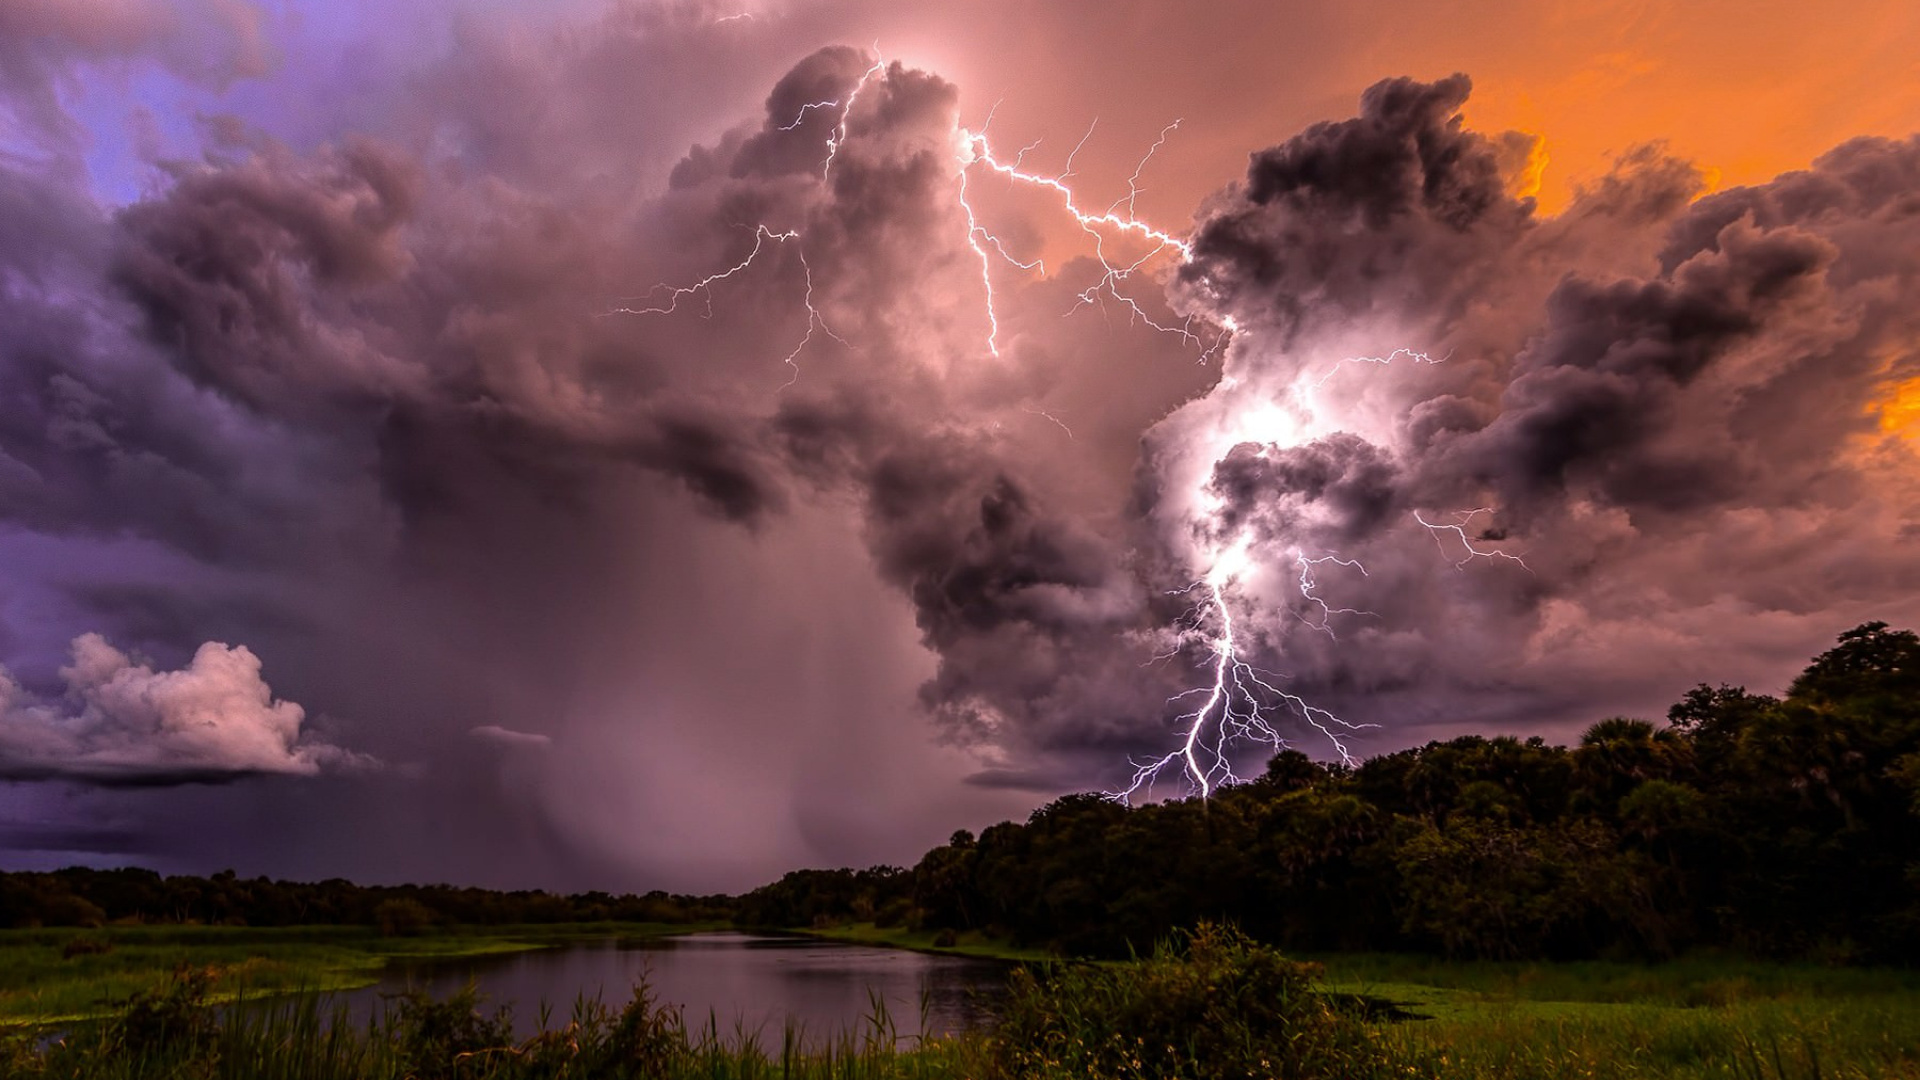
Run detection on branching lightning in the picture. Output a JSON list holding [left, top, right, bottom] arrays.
[[618, 52, 1228, 381], [609, 225, 798, 319], [608, 224, 843, 386], [1308, 347, 1447, 391], [614, 57, 1500, 803], [819, 50, 888, 181], [609, 49, 887, 383], [957, 115, 1233, 360], [1295, 552, 1375, 636], [1115, 541, 1377, 803], [1416, 508, 1531, 571]]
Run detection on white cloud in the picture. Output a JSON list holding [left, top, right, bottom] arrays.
[[0, 633, 373, 784]]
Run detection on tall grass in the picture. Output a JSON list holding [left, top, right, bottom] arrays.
[[0, 964, 993, 1080]]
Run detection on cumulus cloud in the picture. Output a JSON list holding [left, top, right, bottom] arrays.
[[0, 634, 370, 784]]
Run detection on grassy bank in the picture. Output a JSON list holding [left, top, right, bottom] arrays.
[[785, 922, 1055, 963], [0, 921, 720, 1026], [1316, 952, 1920, 1080]]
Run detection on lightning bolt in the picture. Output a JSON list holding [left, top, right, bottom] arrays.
[[1415, 508, 1532, 571], [957, 115, 1235, 360], [610, 50, 891, 384], [617, 54, 1230, 381], [608, 225, 842, 386], [820, 49, 888, 181], [1022, 404, 1075, 439], [1112, 342, 1483, 803], [609, 224, 798, 319], [1307, 347, 1448, 391], [1294, 552, 1375, 636], [612, 60, 1494, 805], [1115, 542, 1377, 803]]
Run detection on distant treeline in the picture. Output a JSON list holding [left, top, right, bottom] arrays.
[[0, 868, 733, 932], [737, 623, 1920, 963]]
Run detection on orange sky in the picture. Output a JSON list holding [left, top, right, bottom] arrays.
[[860, 0, 1920, 220], [1447, 1, 1920, 211]]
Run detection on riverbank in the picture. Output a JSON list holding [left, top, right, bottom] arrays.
[[783, 922, 1055, 963], [0, 921, 721, 1026]]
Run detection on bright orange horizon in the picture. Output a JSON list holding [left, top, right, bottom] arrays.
[[876, 0, 1920, 220]]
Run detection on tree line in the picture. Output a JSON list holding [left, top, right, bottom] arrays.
[[0, 867, 732, 932], [736, 623, 1920, 962]]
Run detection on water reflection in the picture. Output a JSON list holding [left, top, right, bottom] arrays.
[[332, 931, 1009, 1045]]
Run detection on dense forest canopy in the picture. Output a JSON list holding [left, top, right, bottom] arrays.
[[7, 623, 1918, 963]]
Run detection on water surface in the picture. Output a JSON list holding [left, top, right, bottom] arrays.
[[331, 931, 1009, 1045]]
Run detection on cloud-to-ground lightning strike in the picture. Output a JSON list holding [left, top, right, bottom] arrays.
[[615, 61, 1459, 804], [1116, 542, 1378, 803]]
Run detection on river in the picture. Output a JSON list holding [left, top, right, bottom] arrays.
[[320, 931, 1011, 1045]]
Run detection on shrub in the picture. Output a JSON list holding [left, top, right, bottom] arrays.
[[386, 983, 515, 1080], [374, 896, 436, 936], [990, 922, 1387, 1079], [110, 964, 219, 1057]]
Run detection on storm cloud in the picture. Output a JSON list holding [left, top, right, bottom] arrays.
[[2, 0, 1919, 887]]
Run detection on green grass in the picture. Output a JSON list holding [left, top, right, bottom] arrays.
[[1312, 953, 1920, 1080], [787, 922, 1057, 963], [0, 922, 720, 1026]]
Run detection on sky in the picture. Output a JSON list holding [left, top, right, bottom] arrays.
[[2, 0, 1919, 892]]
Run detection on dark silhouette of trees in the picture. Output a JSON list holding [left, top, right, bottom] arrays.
[[736, 623, 1920, 962], [0, 866, 731, 930]]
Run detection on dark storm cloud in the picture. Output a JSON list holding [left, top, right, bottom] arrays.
[[1436, 222, 1833, 519], [111, 137, 425, 411], [6, 0, 1920, 887], [1208, 434, 1403, 546], [0, 156, 363, 568], [1, 25, 1067, 880], [1179, 74, 1534, 342], [1144, 76, 1920, 744], [768, 392, 1169, 760]]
